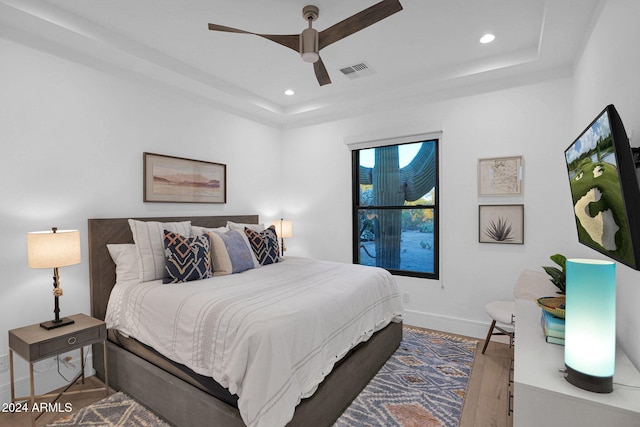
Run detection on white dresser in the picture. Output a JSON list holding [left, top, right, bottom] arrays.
[[513, 299, 640, 426]]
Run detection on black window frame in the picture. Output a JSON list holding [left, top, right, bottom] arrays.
[[351, 138, 439, 279]]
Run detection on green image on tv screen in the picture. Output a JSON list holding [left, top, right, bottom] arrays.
[[565, 110, 635, 267]]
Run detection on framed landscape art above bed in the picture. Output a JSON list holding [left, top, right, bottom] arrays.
[[143, 152, 227, 203]]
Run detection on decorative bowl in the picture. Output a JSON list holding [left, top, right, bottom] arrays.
[[536, 296, 566, 319]]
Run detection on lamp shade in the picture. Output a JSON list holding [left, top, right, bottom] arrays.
[[271, 219, 293, 239], [27, 229, 81, 269], [564, 258, 616, 393]]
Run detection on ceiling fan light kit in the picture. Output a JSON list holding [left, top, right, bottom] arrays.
[[207, 0, 403, 86]]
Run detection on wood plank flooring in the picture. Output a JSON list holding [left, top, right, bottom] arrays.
[[461, 339, 514, 427], [1, 334, 513, 427]]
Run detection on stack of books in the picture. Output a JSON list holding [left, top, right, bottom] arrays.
[[540, 310, 565, 345]]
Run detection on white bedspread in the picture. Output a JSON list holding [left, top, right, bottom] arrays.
[[105, 257, 403, 427]]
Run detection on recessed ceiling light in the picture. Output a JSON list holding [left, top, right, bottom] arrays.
[[284, 89, 295, 96], [480, 34, 495, 44]]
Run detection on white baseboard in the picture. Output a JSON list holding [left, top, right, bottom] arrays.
[[0, 353, 94, 405], [403, 309, 502, 341]]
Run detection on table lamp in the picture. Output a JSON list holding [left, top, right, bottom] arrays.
[[271, 218, 293, 256], [27, 227, 81, 330], [564, 258, 616, 393]]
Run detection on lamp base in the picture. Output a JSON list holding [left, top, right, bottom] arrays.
[[40, 317, 75, 330], [565, 364, 613, 393]]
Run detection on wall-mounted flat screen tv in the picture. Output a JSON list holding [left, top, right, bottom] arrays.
[[565, 104, 640, 270]]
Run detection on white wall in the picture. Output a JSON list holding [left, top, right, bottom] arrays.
[[571, 0, 640, 369], [282, 79, 578, 338], [0, 37, 282, 401]]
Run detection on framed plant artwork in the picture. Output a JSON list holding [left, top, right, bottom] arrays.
[[143, 152, 226, 203], [478, 156, 523, 196], [479, 204, 524, 244]]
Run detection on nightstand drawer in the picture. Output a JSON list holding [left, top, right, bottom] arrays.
[[38, 326, 104, 358]]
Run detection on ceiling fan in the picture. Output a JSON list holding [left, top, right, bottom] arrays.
[[208, 0, 403, 86]]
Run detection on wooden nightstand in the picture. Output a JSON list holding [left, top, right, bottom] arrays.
[[8, 313, 109, 427]]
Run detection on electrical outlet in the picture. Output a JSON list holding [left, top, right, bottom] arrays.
[[0, 354, 8, 372], [402, 292, 410, 304]]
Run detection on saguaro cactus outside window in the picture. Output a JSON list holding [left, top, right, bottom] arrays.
[[373, 146, 403, 268], [356, 140, 438, 276]]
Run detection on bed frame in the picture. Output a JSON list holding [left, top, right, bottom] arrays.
[[88, 215, 402, 427]]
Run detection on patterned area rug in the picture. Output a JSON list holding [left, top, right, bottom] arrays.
[[334, 327, 477, 427], [46, 392, 169, 427], [47, 328, 476, 427]]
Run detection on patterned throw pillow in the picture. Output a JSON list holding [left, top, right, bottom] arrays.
[[244, 226, 281, 266], [163, 230, 212, 284]]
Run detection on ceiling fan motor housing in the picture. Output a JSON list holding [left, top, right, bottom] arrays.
[[300, 5, 320, 63], [300, 28, 319, 62]]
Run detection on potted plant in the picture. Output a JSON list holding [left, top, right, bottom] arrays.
[[538, 254, 567, 318], [542, 253, 566, 294]]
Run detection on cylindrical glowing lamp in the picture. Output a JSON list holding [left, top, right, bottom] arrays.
[[564, 258, 616, 393]]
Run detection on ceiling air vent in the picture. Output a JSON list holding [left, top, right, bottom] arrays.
[[339, 62, 375, 80]]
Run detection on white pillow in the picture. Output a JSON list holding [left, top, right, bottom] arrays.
[[226, 221, 265, 233], [191, 225, 229, 236], [128, 219, 192, 282], [107, 244, 140, 283]]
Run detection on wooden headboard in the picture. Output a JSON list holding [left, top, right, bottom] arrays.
[[88, 215, 259, 321]]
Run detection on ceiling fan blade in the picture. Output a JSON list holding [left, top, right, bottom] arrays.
[[208, 23, 251, 34], [258, 34, 300, 52], [208, 23, 299, 52], [318, 0, 403, 50], [314, 57, 332, 86]]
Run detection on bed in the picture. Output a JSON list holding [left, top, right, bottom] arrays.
[[89, 215, 403, 427]]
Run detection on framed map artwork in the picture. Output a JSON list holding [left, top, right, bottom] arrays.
[[478, 156, 523, 196]]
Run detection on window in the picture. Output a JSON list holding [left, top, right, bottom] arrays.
[[351, 136, 439, 279]]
